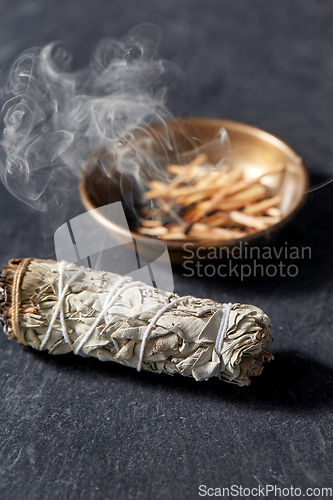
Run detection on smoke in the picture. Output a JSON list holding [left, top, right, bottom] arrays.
[[0, 24, 179, 218]]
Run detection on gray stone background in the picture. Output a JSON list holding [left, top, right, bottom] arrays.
[[0, 1, 333, 499]]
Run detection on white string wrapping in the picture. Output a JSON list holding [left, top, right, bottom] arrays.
[[214, 302, 233, 357], [44, 264, 233, 375], [74, 276, 132, 354], [102, 276, 131, 325], [73, 279, 145, 354], [137, 295, 192, 372], [58, 261, 72, 347], [40, 263, 84, 350]]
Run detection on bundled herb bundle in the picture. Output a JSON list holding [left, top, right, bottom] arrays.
[[0, 258, 273, 386]]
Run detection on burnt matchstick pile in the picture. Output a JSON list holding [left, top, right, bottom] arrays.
[[135, 153, 284, 240]]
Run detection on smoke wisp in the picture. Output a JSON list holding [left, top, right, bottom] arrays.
[[0, 24, 179, 213]]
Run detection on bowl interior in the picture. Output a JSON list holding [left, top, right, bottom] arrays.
[[79, 118, 308, 263]]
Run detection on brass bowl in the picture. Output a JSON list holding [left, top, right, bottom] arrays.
[[79, 117, 308, 264]]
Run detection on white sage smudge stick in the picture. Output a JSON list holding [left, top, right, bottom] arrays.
[[0, 258, 273, 386]]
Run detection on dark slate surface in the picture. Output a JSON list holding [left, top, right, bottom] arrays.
[[1, 1, 333, 499]]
